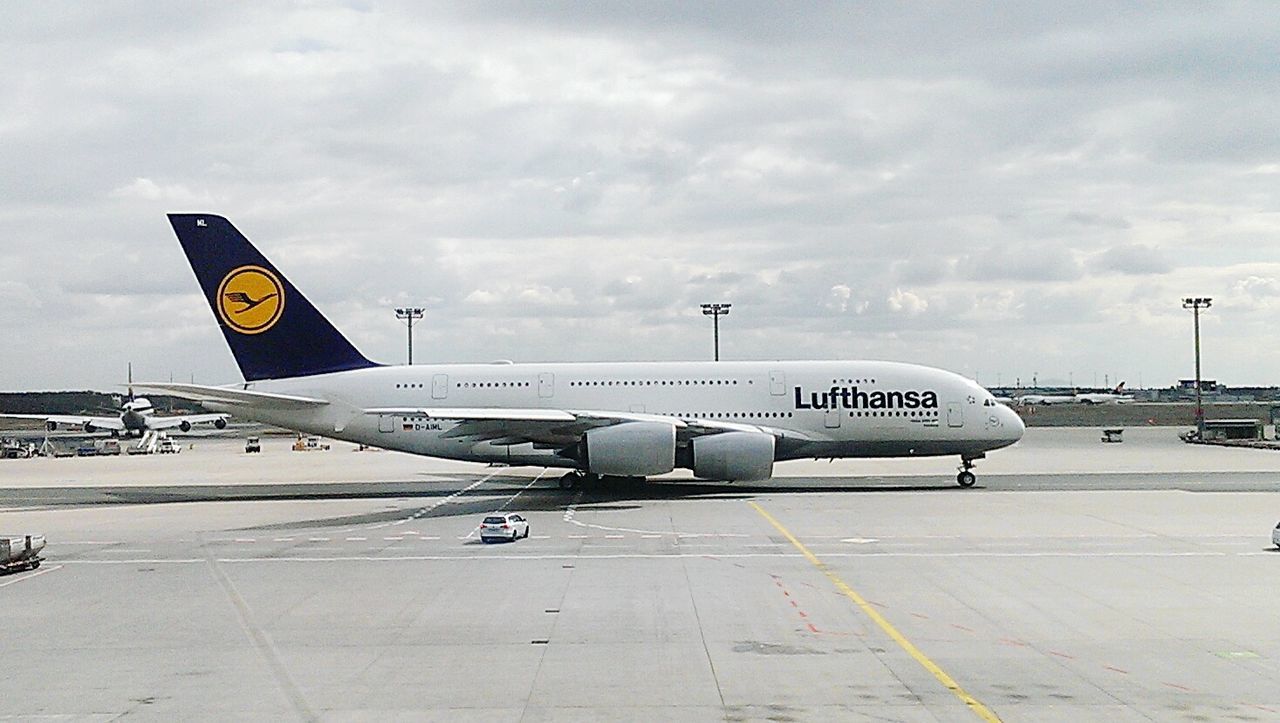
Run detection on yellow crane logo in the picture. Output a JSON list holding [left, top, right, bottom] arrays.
[[217, 265, 285, 334]]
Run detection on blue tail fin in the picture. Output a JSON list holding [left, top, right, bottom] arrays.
[[168, 214, 380, 381]]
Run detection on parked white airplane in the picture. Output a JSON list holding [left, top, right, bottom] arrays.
[[1015, 391, 1077, 405], [1, 371, 228, 437], [1075, 382, 1134, 404], [1018, 382, 1132, 406], [138, 214, 1023, 487]]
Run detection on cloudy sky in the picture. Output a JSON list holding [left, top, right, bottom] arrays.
[[2, 2, 1279, 391]]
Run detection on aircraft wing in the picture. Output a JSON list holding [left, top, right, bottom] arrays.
[[364, 407, 813, 447], [146, 413, 230, 430], [0, 413, 126, 431], [131, 383, 328, 408]]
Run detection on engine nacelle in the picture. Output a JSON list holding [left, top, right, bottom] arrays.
[[691, 432, 775, 481], [214, 418, 227, 430], [83, 422, 96, 433], [584, 422, 675, 477], [179, 421, 192, 432], [46, 421, 58, 432]]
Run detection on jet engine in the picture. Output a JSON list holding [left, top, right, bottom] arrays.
[[214, 418, 227, 429], [83, 422, 96, 433], [179, 421, 192, 432], [45, 421, 57, 432], [691, 431, 775, 481], [583, 422, 676, 477]]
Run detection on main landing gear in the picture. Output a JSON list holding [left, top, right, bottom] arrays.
[[558, 471, 600, 490], [957, 455, 982, 488]]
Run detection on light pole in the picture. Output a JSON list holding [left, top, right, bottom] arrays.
[[395, 307, 425, 365], [1182, 297, 1212, 438], [700, 303, 731, 361]]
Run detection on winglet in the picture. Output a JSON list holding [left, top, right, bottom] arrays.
[[168, 214, 380, 381]]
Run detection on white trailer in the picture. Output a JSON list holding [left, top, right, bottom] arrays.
[[0, 535, 45, 574]]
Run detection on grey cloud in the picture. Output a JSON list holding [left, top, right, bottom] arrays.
[[959, 245, 1083, 283], [1066, 211, 1131, 230], [1089, 244, 1173, 276]]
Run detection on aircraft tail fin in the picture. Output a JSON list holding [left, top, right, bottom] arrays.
[[167, 214, 380, 381]]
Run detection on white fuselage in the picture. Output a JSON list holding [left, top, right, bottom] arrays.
[[211, 360, 1023, 471], [120, 399, 154, 432]]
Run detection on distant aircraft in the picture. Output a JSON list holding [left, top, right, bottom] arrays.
[[1, 366, 229, 437], [1015, 391, 1077, 405], [136, 214, 1024, 488], [1075, 382, 1134, 405], [1017, 382, 1133, 405]]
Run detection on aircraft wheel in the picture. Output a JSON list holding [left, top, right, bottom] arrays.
[[957, 471, 976, 488]]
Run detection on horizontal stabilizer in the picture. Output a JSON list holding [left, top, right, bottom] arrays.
[[132, 383, 329, 408]]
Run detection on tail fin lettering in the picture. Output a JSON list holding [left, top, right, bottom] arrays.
[[168, 214, 380, 381]]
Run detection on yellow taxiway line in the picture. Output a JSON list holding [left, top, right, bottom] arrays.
[[749, 501, 1001, 723]]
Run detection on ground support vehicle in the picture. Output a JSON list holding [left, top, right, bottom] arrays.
[[0, 535, 45, 574], [292, 435, 330, 452]]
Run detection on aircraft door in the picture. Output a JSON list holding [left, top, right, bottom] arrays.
[[824, 406, 841, 429], [538, 372, 554, 398], [432, 374, 448, 399], [378, 415, 395, 433], [947, 402, 963, 428], [769, 370, 786, 396]]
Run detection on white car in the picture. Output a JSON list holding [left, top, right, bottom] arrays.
[[1273, 522, 1280, 549], [480, 514, 529, 543]]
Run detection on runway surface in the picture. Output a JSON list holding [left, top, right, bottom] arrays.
[[1, 428, 1279, 721]]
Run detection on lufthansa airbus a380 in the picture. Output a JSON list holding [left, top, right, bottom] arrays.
[[139, 214, 1023, 488]]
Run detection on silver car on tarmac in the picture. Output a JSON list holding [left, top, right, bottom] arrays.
[[480, 513, 529, 543]]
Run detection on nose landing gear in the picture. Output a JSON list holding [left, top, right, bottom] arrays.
[[957, 454, 983, 487]]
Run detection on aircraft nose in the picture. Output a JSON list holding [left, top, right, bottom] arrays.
[[1001, 404, 1025, 443], [985, 402, 1024, 446]]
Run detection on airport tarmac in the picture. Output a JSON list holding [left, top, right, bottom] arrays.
[[1, 429, 1278, 721]]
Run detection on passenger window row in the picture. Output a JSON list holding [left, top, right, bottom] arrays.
[[851, 410, 938, 417], [669, 411, 793, 419], [570, 379, 740, 387]]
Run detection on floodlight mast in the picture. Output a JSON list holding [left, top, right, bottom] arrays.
[[395, 307, 425, 365], [1181, 297, 1212, 438], [700, 303, 731, 361]]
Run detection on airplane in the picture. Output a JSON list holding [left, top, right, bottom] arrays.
[[136, 214, 1024, 488], [1014, 391, 1078, 405], [1018, 382, 1132, 406], [0, 369, 229, 437], [1075, 382, 1134, 404]]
